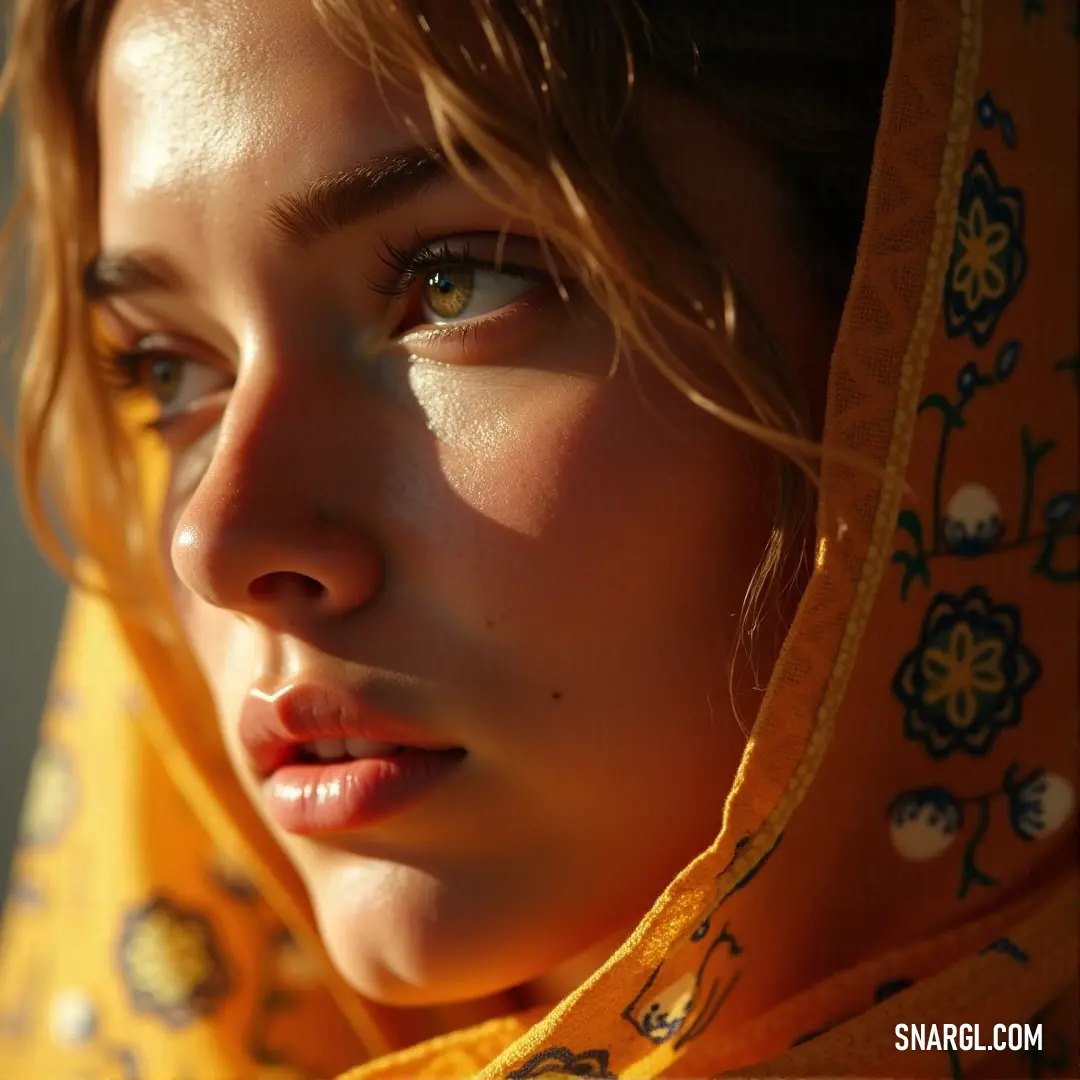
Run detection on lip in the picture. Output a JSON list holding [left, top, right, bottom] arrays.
[[239, 683, 466, 835]]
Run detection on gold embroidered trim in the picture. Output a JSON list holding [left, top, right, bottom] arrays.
[[737, 0, 983, 868]]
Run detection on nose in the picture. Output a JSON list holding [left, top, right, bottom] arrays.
[[173, 516, 383, 619], [169, 381, 384, 625]]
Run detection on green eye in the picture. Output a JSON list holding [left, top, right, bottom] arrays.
[[423, 268, 476, 320], [147, 356, 184, 405]]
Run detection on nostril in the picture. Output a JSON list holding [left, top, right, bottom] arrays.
[[248, 571, 327, 602]]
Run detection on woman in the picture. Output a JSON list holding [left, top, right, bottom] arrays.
[[0, 0, 1075, 1076]]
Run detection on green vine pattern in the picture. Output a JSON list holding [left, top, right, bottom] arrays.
[[887, 763, 1075, 901], [892, 343, 1078, 599]]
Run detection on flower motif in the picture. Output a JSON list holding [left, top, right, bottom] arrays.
[[507, 1047, 617, 1079], [888, 787, 963, 859], [118, 898, 231, 1028], [893, 587, 1041, 758], [1006, 770, 1075, 840], [942, 483, 1003, 556], [953, 201, 1010, 307], [48, 990, 98, 1046], [18, 745, 77, 847], [634, 971, 696, 1044], [944, 150, 1027, 346]]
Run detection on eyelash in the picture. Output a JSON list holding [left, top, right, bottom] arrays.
[[370, 234, 544, 299], [370, 235, 472, 298], [96, 235, 547, 395], [97, 346, 149, 393]]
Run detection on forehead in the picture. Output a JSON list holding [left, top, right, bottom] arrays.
[[96, 0, 414, 251]]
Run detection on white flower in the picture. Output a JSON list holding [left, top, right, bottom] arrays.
[[636, 971, 695, 1042], [943, 483, 1003, 554], [49, 990, 97, 1046], [1008, 772, 1075, 841], [889, 788, 962, 860]]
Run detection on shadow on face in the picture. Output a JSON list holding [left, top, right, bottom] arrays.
[[93, 0, 833, 1008]]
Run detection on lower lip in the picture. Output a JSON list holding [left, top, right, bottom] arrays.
[[263, 749, 466, 835]]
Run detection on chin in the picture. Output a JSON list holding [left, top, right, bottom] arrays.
[[306, 857, 590, 1009], [316, 915, 544, 1009]]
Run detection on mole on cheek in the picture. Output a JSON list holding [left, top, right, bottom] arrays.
[[551, 691, 564, 701]]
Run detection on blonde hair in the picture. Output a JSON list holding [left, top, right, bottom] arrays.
[[0, 0, 892, 692]]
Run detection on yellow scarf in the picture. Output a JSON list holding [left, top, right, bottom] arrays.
[[1, 0, 1076, 1076]]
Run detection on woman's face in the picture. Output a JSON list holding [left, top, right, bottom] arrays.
[[94, 0, 832, 1007]]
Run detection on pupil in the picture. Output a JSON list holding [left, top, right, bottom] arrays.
[[424, 266, 474, 320], [150, 358, 179, 403]]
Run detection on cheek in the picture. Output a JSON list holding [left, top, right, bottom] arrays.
[[401, 361, 600, 537], [401, 352, 749, 548], [158, 471, 253, 750], [409, 356, 768, 649]]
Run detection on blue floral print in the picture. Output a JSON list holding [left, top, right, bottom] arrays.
[[888, 787, 963, 860], [506, 1046, 617, 1079], [622, 921, 742, 1049], [17, 744, 77, 848], [888, 763, 1075, 899], [944, 150, 1027, 346], [888, 340, 1070, 599], [117, 898, 232, 1029], [893, 587, 1041, 759], [1007, 770, 1076, 840]]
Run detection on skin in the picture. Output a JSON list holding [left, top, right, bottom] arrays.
[[94, 0, 834, 1013]]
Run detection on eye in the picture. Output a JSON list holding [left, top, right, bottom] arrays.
[[145, 354, 185, 406], [376, 236, 551, 334], [103, 344, 232, 424], [419, 265, 537, 324], [142, 353, 230, 417]]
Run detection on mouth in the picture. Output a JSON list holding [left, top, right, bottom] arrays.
[[239, 683, 467, 836], [293, 738, 410, 764]]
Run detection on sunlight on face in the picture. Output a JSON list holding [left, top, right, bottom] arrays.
[[94, 0, 830, 1009]]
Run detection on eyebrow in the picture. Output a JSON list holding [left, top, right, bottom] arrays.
[[267, 144, 457, 244], [81, 252, 179, 302], [83, 143, 474, 302]]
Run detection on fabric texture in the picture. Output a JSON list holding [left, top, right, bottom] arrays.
[[0, 0, 1076, 1076]]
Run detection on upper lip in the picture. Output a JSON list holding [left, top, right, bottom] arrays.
[[239, 682, 461, 779]]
